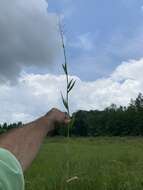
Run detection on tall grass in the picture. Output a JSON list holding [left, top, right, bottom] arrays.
[[58, 17, 78, 184], [25, 137, 143, 190], [58, 17, 76, 137]]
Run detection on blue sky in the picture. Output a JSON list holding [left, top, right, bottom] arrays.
[[48, 0, 143, 80], [0, 0, 143, 123]]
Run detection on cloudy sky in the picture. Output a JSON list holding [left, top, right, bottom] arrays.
[[0, 0, 143, 123]]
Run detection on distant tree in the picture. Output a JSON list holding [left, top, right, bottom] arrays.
[[135, 93, 143, 111], [70, 93, 143, 137], [0, 122, 23, 134], [1, 93, 143, 137]]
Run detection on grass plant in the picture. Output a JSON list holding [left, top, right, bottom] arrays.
[[25, 137, 143, 190], [59, 18, 76, 137]]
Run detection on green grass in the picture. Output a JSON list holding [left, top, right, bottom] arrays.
[[25, 137, 143, 190]]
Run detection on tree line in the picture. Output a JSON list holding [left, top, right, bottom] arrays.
[[1, 93, 143, 136], [0, 122, 22, 134], [58, 93, 143, 136]]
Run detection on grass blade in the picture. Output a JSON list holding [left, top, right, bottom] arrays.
[[68, 79, 74, 90], [68, 80, 76, 93], [62, 64, 67, 75], [61, 92, 69, 111]]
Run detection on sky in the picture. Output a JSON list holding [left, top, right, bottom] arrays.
[[48, 0, 143, 80], [0, 0, 143, 123]]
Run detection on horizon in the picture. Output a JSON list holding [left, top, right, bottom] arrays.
[[0, 0, 143, 123]]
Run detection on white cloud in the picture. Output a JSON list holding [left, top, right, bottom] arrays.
[[111, 59, 143, 81], [0, 58, 143, 124], [0, 0, 61, 82]]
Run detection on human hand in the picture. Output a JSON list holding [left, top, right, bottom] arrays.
[[46, 108, 71, 125]]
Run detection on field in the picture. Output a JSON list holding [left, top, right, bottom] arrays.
[[25, 137, 143, 190]]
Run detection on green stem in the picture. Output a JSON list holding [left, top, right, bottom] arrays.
[[59, 17, 71, 138], [66, 72, 70, 138]]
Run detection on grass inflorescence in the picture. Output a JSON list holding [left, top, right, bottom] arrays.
[[59, 17, 76, 137]]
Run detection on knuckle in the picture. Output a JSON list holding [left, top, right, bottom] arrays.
[[51, 108, 57, 112]]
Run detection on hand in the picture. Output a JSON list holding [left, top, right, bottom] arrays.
[[46, 108, 71, 125]]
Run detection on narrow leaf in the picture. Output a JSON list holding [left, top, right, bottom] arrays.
[[61, 93, 69, 110], [68, 80, 76, 93], [62, 64, 67, 74], [64, 63, 68, 74], [62, 64, 66, 74], [68, 79, 73, 90]]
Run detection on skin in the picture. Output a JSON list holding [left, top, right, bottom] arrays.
[[0, 108, 70, 172]]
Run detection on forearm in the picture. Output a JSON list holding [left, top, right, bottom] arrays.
[[0, 116, 54, 171]]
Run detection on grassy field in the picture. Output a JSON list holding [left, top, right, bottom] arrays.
[[25, 137, 143, 190]]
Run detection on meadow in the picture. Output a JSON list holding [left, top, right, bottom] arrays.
[[25, 137, 143, 190]]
